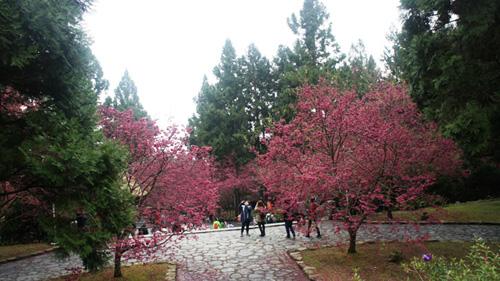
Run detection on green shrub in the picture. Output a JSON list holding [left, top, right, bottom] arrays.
[[465, 165, 500, 200], [273, 212, 284, 222], [427, 175, 465, 203], [429, 165, 500, 203], [402, 239, 499, 281], [0, 201, 47, 244], [218, 210, 236, 222], [387, 250, 404, 263]]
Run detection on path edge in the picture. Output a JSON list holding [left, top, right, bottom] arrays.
[[365, 221, 500, 225], [0, 246, 58, 265]]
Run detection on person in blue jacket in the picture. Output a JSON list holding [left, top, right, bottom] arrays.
[[239, 200, 252, 237]]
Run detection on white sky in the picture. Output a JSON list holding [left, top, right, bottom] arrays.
[[84, 0, 401, 126]]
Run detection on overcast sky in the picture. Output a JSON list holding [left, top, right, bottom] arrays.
[[84, 0, 401, 126]]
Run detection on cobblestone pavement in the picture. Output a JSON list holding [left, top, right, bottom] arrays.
[[1, 222, 499, 281]]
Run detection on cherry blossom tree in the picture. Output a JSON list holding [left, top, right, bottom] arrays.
[[214, 158, 261, 215], [361, 84, 462, 219], [99, 107, 219, 277], [258, 83, 462, 253]]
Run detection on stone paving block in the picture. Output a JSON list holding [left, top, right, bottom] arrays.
[[1, 223, 500, 280]]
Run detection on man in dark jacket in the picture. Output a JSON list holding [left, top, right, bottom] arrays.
[[240, 200, 252, 237], [284, 206, 296, 239]]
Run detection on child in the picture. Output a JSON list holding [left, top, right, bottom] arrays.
[[212, 218, 221, 229]]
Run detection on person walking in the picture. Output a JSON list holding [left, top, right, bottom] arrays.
[[254, 200, 267, 237], [239, 200, 252, 237], [306, 197, 321, 238]]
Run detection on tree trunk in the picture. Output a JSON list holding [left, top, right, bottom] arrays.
[[233, 188, 240, 213], [348, 228, 357, 254], [387, 208, 393, 220], [113, 247, 122, 278]]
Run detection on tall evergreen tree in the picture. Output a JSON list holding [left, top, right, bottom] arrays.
[[336, 40, 381, 96], [191, 0, 348, 160], [383, 28, 404, 84], [189, 40, 253, 167], [105, 70, 148, 119], [287, 0, 343, 68], [240, 44, 277, 152], [389, 0, 500, 164], [0, 0, 134, 271], [274, 0, 344, 120], [189, 41, 277, 211]]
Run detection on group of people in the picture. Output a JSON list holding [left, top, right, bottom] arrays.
[[238, 198, 321, 239]]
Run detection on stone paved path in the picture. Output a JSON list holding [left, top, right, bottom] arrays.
[[1, 222, 499, 281]]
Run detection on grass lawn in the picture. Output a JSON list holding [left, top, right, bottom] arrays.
[[51, 263, 174, 281], [369, 198, 500, 223], [301, 241, 500, 281], [0, 243, 54, 260]]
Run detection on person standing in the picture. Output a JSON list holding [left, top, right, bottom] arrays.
[[283, 203, 296, 239], [306, 197, 321, 238], [239, 200, 252, 237], [254, 200, 267, 237]]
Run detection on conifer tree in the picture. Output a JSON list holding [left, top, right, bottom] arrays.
[[240, 44, 277, 152], [189, 40, 253, 166], [0, 0, 134, 271], [274, 0, 344, 120], [336, 40, 381, 96], [106, 70, 148, 120], [388, 0, 500, 164]]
